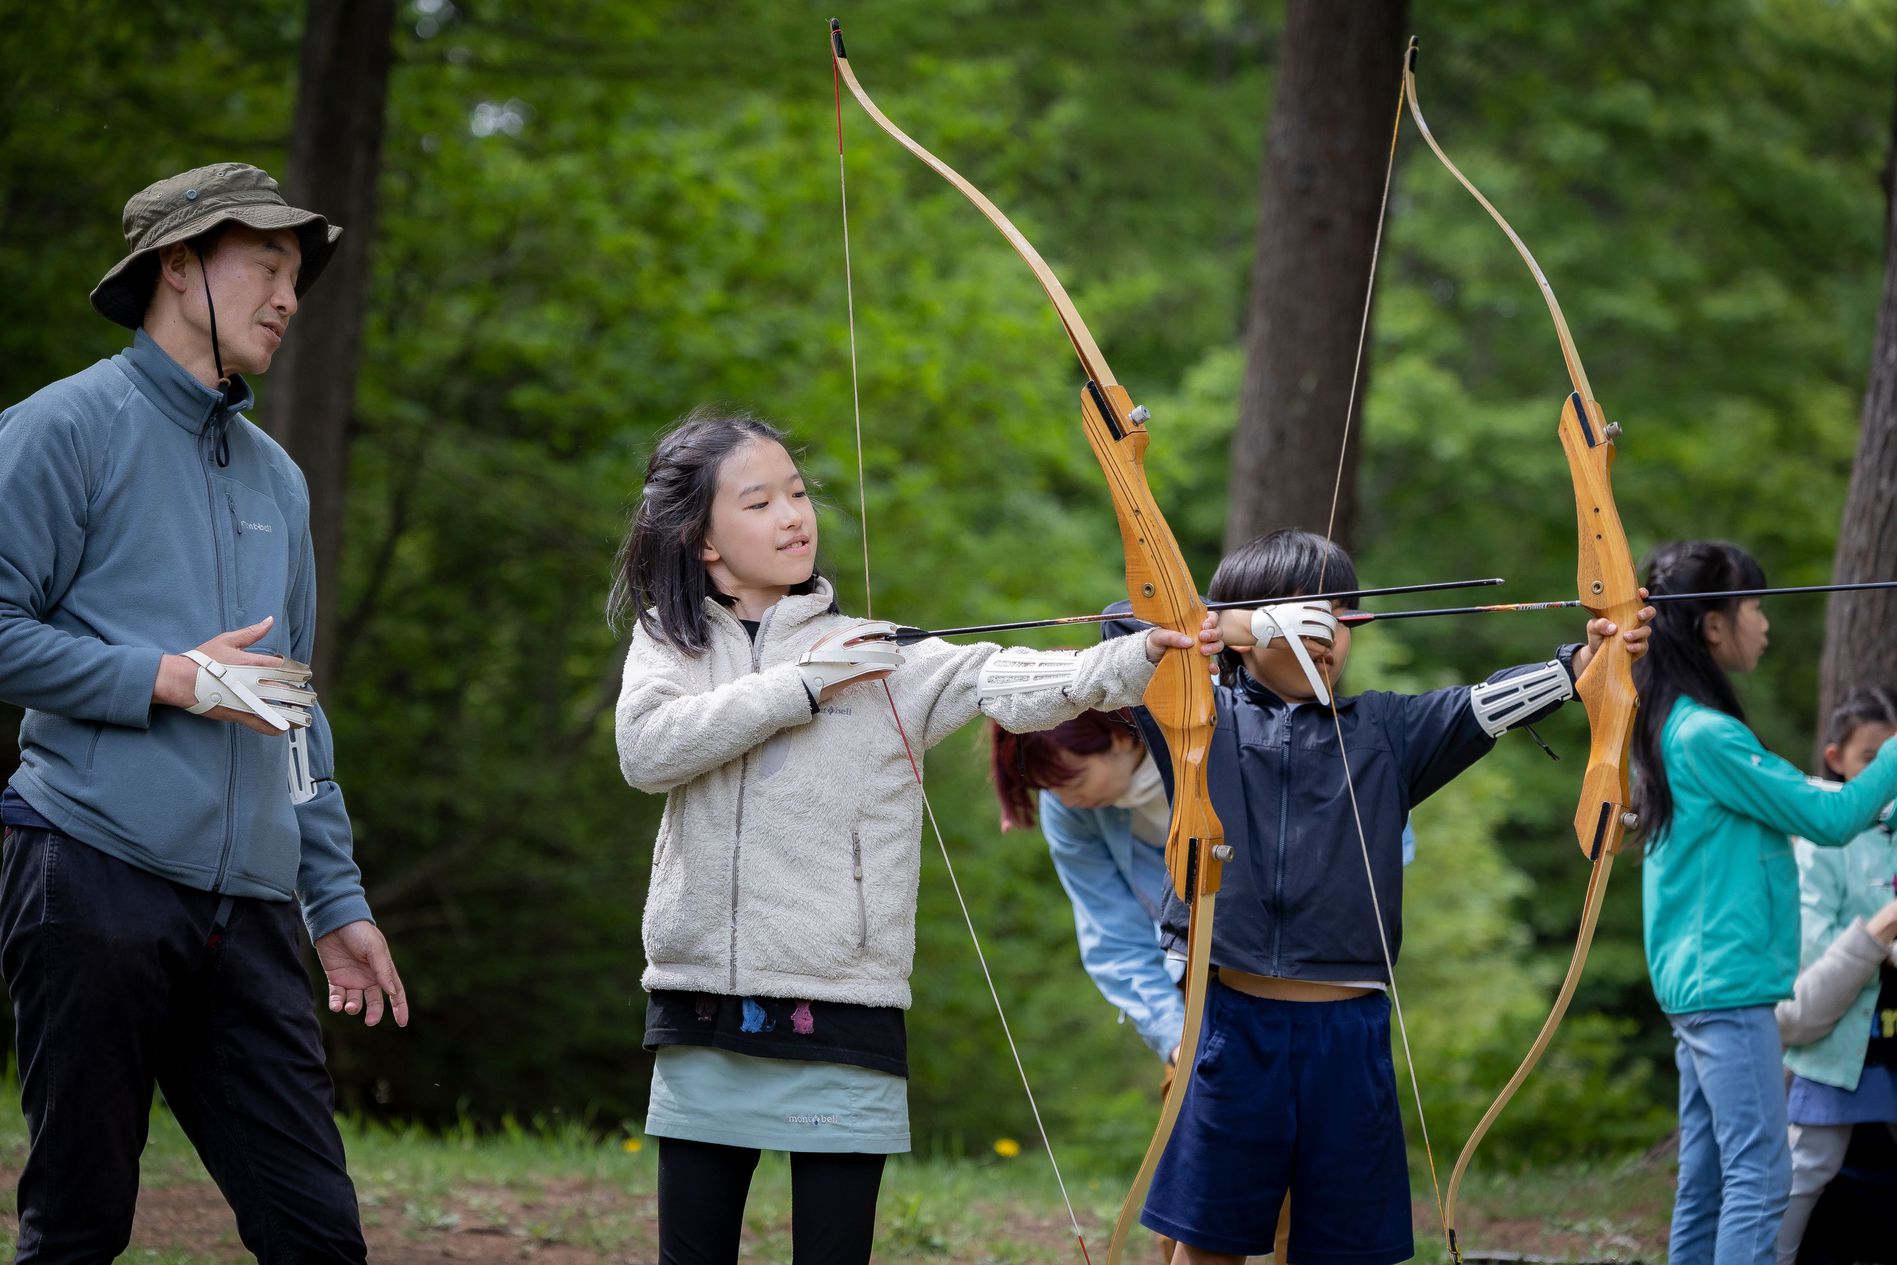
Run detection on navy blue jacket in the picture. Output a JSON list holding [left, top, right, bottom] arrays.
[[1107, 609, 1574, 983]]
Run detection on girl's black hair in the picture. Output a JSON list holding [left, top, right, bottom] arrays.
[[607, 406, 824, 652], [1630, 539, 1768, 843], [1205, 529, 1357, 686], [1819, 686, 1897, 781]]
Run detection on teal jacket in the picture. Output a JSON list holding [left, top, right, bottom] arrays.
[[0, 333, 370, 939], [1783, 819, 1897, 1090], [1642, 697, 1897, 1016]]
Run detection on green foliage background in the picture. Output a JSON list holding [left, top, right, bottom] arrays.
[[0, 0, 1891, 1178]]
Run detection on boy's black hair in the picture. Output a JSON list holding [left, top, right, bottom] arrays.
[[607, 406, 824, 653], [1205, 529, 1357, 686], [1630, 539, 1768, 843], [1820, 686, 1897, 781]]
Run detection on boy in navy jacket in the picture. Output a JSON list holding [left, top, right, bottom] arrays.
[[1109, 529, 1652, 1265]]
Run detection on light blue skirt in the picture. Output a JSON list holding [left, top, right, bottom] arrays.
[[644, 1045, 911, 1153]]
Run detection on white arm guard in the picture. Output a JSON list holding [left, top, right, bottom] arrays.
[[183, 651, 316, 732], [1469, 660, 1574, 738], [1250, 602, 1339, 706], [287, 728, 317, 805], [976, 648, 1082, 700], [798, 621, 905, 699]]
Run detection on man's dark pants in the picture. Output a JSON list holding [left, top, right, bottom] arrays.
[[0, 826, 366, 1263]]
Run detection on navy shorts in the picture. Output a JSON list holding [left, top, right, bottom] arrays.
[[1141, 981, 1414, 1264]]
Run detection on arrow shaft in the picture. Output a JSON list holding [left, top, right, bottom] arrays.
[[894, 577, 1505, 644]]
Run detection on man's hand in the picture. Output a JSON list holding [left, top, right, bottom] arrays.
[[154, 616, 289, 735], [314, 920, 409, 1028]]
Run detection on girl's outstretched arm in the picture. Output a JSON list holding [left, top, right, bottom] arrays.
[[898, 630, 1160, 751], [1674, 709, 1897, 847]]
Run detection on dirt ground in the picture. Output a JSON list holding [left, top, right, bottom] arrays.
[[1, 1176, 659, 1264], [1, 1172, 1665, 1264]]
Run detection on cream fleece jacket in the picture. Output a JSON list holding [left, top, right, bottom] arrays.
[[617, 580, 1159, 1008]]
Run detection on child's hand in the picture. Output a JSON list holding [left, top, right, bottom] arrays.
[[1868, 898, 1897, 946], [1144, 612, 1223, 664], [1569, 589, 1656, 678], [1215, 607, 1256, 649]]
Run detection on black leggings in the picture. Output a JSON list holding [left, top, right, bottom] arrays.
[[656, 1137, 887, 1265]]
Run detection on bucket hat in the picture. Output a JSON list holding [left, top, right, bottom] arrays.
[[89, 162, 343, 329]]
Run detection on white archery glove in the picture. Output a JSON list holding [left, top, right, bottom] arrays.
[[183, 651, 316, 733], [1250, 601, 1339, 706], [798, 621, 905, 702], [287, 728, 318, 804]]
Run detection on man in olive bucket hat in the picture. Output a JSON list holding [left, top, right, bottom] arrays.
[[0, 163, 402, 1262]]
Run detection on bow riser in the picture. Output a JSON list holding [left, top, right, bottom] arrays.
[[1080, 380, 1224, 899], [1558, 391, 1641, 859]]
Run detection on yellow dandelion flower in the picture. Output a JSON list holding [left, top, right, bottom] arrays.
[[622, 1137, 644, 1153], [993, 1137, 1022, 1158]]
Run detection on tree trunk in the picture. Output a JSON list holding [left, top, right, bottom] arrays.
[[1816, 60, 1897, 762], [1225, 0, 1408, 553], [267, 0, 397, 686]]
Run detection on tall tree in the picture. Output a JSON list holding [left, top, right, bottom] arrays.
[[1817, 59, 1897, 754], [1224, 0, 1408, 552], [268, 0, 397, 684]]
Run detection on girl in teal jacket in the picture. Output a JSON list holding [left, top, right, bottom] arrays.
[[1633, 541, 1897, 1265]]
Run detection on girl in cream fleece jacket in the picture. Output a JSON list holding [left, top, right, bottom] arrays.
[[609, 409, 1216, 1264]]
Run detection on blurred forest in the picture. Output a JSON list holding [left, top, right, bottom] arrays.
[[1, 0, 1894, 1179]]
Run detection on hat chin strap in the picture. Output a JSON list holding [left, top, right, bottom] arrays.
[[193, 243, 235, 467]]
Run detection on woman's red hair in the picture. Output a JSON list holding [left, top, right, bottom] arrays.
[[989, 709, 1140, 832]]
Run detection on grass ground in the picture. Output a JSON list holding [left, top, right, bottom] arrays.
[[0, 1098, 1675, 1263]]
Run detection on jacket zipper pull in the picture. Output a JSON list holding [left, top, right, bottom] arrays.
[[226, 490, 241, 536]]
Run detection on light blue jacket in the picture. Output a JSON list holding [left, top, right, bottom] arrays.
[[1038, 789, 1186, 1061], [1783, 817, 1897, 1090], [1642, 697, 1897, 1016], [0, 333, 370, 938]]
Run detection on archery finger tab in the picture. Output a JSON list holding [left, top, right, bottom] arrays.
[[1251, 603, 1338, 706], [840, 619, 899, 645], [797, 625, 906, 698]]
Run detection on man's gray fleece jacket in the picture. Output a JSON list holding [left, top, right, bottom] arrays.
[[616, 581, 1157, 1009], [0, 332, 370, 939]]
